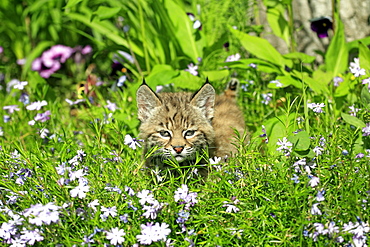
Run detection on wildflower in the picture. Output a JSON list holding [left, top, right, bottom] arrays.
[[187, 13, 202, 30], [307, 103, 325, 113], [136, 222, 171, 245], [100, 206, 117, 218], [176, 210, 190, 224], [261, 93, 272, 105], [310, 203, 322, 215], [26, 101, 48, 111], [117, 75, 127, 87], [105, 227, 126, 245], [276, 137, 293, 153], [310, 16, 332, 38], [291, 174, 300, 183], [70, 184, 90, 199], [313, 146, 324, 155], [362, 77, 370, 90], [88, 199, 99, 212], [105, 100, 120, 112], [82, 235, 95, 245], [124, 134, 143, 150], [120, 213, 129, 223], [308, 176, 320, 187], [39, 128, 49, 139], [23, 202, 61, 226], [13, 81, 28, 90], [137, 190, 155, 205], [184, 63, 198, 76], [225, 53, 241, 62], [19, 93, 30, 105], [326, 221, 340, 236], [3, 115, 11, 123], [269, 79, 283, 87], [333, 76, 343, 86], [69, 169, 86, 181], [316, 190, 325, 202], [20, 228, 44, 245], [34, 110, 51, 123], [142, 200, 163, 219], [65, 98, 85, 105], [3, 105, 20, 114], [209, 156, 221, 165], [249, 63, 257, 69], [174, 185, 198, 210], [362, 123, 370, 136], [349, 105, 361, 117], [349, 58, 366, 77], [125, 186, 135, 196], [260, 125, 269, 143], [223, 200, 240, 213]]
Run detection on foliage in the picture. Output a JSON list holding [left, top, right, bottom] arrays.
[[0, 0, 370, 246]]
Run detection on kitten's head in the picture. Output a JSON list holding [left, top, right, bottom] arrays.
[[136, 82, 215, 164]]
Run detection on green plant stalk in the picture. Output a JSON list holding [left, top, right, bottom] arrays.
[[138, 0, 150, 73], [287, 2, 296, 53]]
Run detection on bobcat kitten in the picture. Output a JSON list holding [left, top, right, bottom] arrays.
[[136, 79, 245, 169]]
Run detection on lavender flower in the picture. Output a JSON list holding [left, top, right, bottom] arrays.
[[261, 93, 272, 105], [362, 123, 370, 137], [26, 101, 48, 111], [307, 103, 325, 113], [3, 105, 20, 114], [362, 77, 370, 91], [333, 76, 343, 87], [308, 176, 320, 187], [310, 203, 322, 215], [34, 110, 51, 122], [105, 100, 120, 112], [174, 185, 198, 210]]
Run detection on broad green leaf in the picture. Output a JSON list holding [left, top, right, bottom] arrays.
[[223, 59, 283, 74], [266, 5, 290, 46], [276, 75, 302, 88], [66, 13, 143, 57], [93, 6, 121, 21], [334, 74, 356, 97], [325, 15, 347, 76], [294, 70, 330, 94], [145, 64, 179, 87], [202, 70, 229, 81], [164, 0, 202, 62], [341, 113, 366, 128], [64, 0, 82, 9], [168, 71, 203, 90], [229, 27, 285, 67], [359, 42, 370, 71], [283, 52, 316, 63], [288, 131, 310, 151]]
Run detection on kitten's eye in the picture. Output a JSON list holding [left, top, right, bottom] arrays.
[[184, 130, 196, 138], [159, 130, 171, 138]]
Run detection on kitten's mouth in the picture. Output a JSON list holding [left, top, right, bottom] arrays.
[[174, 155, 186, 162]]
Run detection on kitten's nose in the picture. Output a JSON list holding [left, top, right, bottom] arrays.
[[172, 146, 184, 154]]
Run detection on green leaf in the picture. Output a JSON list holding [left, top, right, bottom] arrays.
[[223, 58, 282, 74], [341, 113, 366, 128], [325, 15, 348, 76], [283, 52, 316, 63], [288, 131, 310, 151], [361, 86, 370, 107], [164, 0, 202, 62], [265, 4, 290, 46], [93, 6, 121, 21], [168, 71, 204, 90], [145, 64, 179, 87], [359, 42, 370, 71], [64, 0, 82, 9], [293, 70, 330, 94], [202, 70, 229, 81], [229, 27, 285, 68]]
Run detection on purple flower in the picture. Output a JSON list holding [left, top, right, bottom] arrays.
[[362, 77, 370, 90], [310, 16, 333, 38], [34, 110, 51, 122], [362, 123, 370, 136], [32, 45, 74, 78], [307, 103, 325, 113], [261, 93, 272, 105], [105, 100, 120, 112], [3, 105, 20, 114], [333, 76, 343, 86]]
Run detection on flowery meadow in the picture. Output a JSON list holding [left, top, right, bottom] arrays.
[[1, 0, 370, 246]]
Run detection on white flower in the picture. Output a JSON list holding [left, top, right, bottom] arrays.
[[70, 184, 90, 199], [308, 176, 320, 187], [225, 53, 241, 62], [88, 199, 99, 212], [184, 63, 198, 76], [100, 206, 117, 218], [276, 137, 293, 152], [307, 103, 325, 113], [310, 203, 322, 215], [136, 222, 171, 245], [26, 100, 48, 111], [106, 227, 126, 245], [209, 156, 222, 165], [137, 189, 155, 205], [269, 79, 283, 87], [313, 146, 324, 156], [349, 58, 366, 77], [105, 100, 120, 112], [124, 134, 142, 150], [13, 81, 28, 90], [69, 169, 86, 181]]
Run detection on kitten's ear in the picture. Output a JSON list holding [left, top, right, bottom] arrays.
[[136, 81, 162, 121], [190, 81, 215, 120]]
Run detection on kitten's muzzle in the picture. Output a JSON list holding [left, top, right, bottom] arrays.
[[172, 145, 184, 154]]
